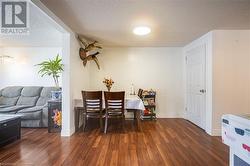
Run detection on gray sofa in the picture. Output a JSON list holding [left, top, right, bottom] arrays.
[[0, 86, 59, 127]]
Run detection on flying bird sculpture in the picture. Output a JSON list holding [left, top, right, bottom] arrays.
[[78, 36, 102, 69]]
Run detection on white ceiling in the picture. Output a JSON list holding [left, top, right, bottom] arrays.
[[40, 0, 250, 47], [0, 1, 63, 47]]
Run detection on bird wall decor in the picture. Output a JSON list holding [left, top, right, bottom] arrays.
[[77, 35, 102, 69]]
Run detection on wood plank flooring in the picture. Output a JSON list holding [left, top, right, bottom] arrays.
[[0, 119, 229, 166]]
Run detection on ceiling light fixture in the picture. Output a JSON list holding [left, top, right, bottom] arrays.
[[133, 26, 151, 36]]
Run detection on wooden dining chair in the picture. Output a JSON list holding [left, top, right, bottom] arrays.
[[104, 91, 125, 134], [138, 88, 143, 98], [81, 91, 104, 131]]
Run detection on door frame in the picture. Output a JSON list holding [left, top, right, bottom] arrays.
[[183, 32, 213, 135]]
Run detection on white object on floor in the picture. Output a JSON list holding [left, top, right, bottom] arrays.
[[222, 114, 250, 166]]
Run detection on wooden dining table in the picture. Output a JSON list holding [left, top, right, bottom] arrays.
[[74, 95, 145, 131]]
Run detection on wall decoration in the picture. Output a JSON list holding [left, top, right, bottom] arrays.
[[77, 35, 102, 70]]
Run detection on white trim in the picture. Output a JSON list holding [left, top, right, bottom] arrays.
[[61, 33, 72, 136], [182, 47, 187, 119], [211, 128, 221, 136], [205, 32, 213, 135], [61, 127, 76, 137]]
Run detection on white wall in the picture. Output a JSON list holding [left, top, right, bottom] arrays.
[[0, 47, 62, 89], [61, 33, 90, 136], [212, 30, 250, 135], [184, 30, 250, 136], [89, 47, 184, 118]]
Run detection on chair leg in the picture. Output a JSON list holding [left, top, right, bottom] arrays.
[[83, 114, 87, 132], [74, 107, 79, 132], [133, 110, 136, 120], [104, 115, 108, 134], [136, 111, 141, 131], [100, 117, 103, 131], [122, 115, 125, 132]]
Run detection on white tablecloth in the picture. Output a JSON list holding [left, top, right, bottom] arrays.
[[74, 95, 145, 111]]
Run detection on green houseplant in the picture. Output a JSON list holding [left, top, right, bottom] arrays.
[[36, 54, 64, 88]]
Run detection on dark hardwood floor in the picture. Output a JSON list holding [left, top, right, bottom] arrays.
[[0, 119, 229, 166]]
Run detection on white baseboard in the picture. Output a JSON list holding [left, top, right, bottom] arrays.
[[61, 127, 75, 137], [157, 114, 183, 118], [211, 128, 221, 136]]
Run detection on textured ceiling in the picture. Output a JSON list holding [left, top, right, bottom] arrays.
[[11, 0, 250, 47], [40, 0, 250, 47]]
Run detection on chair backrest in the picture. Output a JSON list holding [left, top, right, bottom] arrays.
[[82, 91, 102, 113], [104, 91, 125, 113], [138, 88, 143, 98]]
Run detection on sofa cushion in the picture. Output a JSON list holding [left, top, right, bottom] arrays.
[[36, 87, 59, 106], [21, 87, 42, 97], [1, 86, 23, 97], [17, 96, 39, 106], [0, 105, 12, 108], [0, 96, 19, 106], [21, 120, 41, 128], [19, 111, 41, 120], [0, 105, 32, 113], [17, 106, 44, 113], [16, 87, 42, 106], [0, 86, 23, 106], [17, 106, 43, 120]]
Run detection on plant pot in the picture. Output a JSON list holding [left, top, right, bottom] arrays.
[[51, 90, 62, 100]]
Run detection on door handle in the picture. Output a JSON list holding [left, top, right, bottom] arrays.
[[200, 89, 206, 93]]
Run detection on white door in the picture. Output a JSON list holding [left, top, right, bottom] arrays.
[[186, 44, 206, 130]]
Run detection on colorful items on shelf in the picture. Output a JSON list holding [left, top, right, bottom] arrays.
[[142, 89, 156, 96], [52, 109, 62, 127], [48, 100, 62, 133], [140, 89, 156, 120], [144, 108, 150, 115]]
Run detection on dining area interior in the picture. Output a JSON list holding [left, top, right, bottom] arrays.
[[74, 86, 154, 133], [1, 0, 250, 165]]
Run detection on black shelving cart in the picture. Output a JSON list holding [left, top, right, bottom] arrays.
[[140, 90, 156, 120]]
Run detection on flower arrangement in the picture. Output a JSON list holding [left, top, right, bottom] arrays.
[[103, 78, 114, 91], [52, 109, 62, 127]]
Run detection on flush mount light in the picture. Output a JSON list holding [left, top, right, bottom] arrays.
[[133, 26, 151, 36]]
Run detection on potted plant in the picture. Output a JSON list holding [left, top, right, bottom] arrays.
[[36, 54, 64, 100]]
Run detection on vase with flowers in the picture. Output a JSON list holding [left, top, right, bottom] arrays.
[[103, 78, 114, 91]]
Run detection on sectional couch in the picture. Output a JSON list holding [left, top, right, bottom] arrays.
[[0, 86, 59, 128]]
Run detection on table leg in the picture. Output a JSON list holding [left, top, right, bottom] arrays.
[[134, 110, 136, 120], [136, 111, 141, 132], [74, 107, 80, 132]]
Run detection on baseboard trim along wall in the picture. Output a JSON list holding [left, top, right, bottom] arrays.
[[211, 129, 221, 136]]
